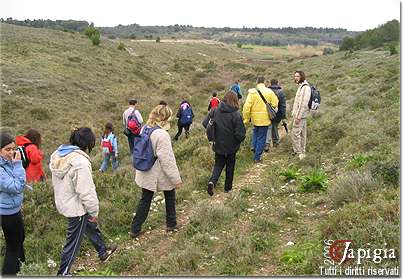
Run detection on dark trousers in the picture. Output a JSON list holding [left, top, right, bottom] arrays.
[[252, 126, 269, 161], [57, 214, 107, 276], [1, 211, 25, 275], [127, 133, 136, 154], [209, 153, 236, 191], [131, 188, 176, 234], [174, 124, 190, 140], [266, 121, 280, 145]]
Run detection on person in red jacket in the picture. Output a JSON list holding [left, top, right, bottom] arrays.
[[208, 92, 220, 111], [15, 129, 45, 183]]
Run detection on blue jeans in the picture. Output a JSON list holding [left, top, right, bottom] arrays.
[[252, 126, 269, 161], [100, 153, 119, 172]]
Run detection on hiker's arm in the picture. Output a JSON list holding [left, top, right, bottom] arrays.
[[176, 109, 181, 118], [122, 111, 127, 128], [112, 136, 118, 155], [155, 132, 182, 185], [296, 86, 311, 120], [270, 93, 279, 109], [234, 114, 246, 143], [72, 163, 99, 217], [135, 110, 144, 124], [208, 101, 211, 111], [242, 92, 252, 124], [0, 162, 26, 194]]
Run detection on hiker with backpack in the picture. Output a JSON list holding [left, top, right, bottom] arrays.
[[243, 77, 278, 163], [208, 92, 220, 111], [131, 105, 182, 237], [123, 99, 143, 154], [15, 129, 45, 183], [49, 128, 117, 276], [99, 123, 119, 173], [202, 91, 246, 196], [173, 100, 194, 141], [0, 132, 27, 275], [292, 70, 313, 160], [230, 80, 243, 99], [265, 79, 287, 151]]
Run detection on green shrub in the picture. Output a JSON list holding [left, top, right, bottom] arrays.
[[280, 249, 305, 264], [163, 87, 176, 95], [203, 61, 217, 72], [300, 168, 328, 192], [117, 42, 125, 50], [386, 43, 398, 55], [371, 160, 399, 186], [90, 32, 100, 46], [328, 171, 379, 208], [236, 42, 242, 48], [347, 153, 373, 169], [250, 233, 274, 252], [280, 166, 301, 181], [156, 37, 161, 43]]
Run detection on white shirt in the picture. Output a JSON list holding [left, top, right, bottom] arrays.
[[123, 107, 143, 128]]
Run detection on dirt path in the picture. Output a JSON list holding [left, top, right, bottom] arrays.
[[71, 126, 325, 276]]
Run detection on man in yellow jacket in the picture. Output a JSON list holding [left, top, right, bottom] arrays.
[[243, 77, 279, 163]]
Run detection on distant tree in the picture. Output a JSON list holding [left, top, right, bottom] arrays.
[[236, 42, 242, 48], [156, 36, 161, 43], [90, 32, 100, 45], [386, 43, 398, 55], [340, 37, 355, 51]]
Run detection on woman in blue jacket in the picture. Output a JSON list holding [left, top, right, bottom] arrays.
[[0, 132, 26, 275]]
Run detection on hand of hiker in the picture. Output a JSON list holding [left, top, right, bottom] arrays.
[[174, 183, 182, 189], [88, 216, 97, 223]]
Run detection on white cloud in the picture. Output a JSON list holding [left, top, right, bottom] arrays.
[[1, 0, 400, 31]]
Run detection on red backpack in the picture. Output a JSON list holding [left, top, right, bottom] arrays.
[[101, 136, 113, 155], [127, 111, 141, 135], [210, 97, 220, 109]]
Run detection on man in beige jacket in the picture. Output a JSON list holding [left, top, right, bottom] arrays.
[[291, 71, 311, 160]]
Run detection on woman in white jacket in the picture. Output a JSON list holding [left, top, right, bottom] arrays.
[[131, 105, 182, 238], [49, 127, 117, 276]]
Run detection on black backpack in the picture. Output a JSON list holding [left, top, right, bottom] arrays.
[[17, 143, 31, 169], [301, 84, 321, 110]]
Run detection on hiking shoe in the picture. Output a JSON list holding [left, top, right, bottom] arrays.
[[224, 189, 232, 193], [273, 142, 279, 148], [99, 244, 117, 262], [264, 144, 270, 152], [254, 159, 263, 164], [207, 182, 214, 196], [299, 154, 306, 160], [166, 225, 179, 233], [130, 230, 143, 239]]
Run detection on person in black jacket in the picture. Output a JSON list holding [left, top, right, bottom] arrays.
[[202, 91, 246, 196], [265, 79, 287, 151]]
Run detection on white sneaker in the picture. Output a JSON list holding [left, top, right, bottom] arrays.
[[299, 154, 306, 160]]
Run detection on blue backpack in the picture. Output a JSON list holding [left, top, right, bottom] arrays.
[[132, 125, 160, 171], [180, 106, 193, 126]]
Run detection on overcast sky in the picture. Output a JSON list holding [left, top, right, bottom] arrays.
[[1, 0, 400, 31]]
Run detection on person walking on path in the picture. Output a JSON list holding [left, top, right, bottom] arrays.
[[291, 71, 311, 160], [265, 79, 287, 151], [242, 77, 278, 163], [173, 100, 194, 141], [131, 105, 182, 237], [49, 128, 117, 276], [15, 129, 45, 183], [208, 92, 220, 111], [99, 123, 119, 173], [123, 99, 143, 154], [230, 80, 243, 99], [0, 132, 26, 275], [203, 91, 246, 196]]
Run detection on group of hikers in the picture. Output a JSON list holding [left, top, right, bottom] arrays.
[[0, 70, 319, 276]]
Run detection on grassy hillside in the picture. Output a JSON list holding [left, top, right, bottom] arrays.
[[0, 23, 400, 276]]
